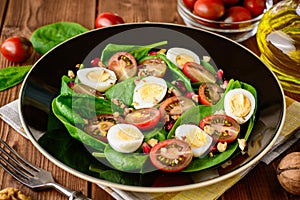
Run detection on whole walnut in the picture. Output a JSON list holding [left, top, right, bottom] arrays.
[[277, 152, 300, 195]]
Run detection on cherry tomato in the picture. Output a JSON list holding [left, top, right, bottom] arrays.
[[1, 36, 33, 62], [125, 108, 161, 131], [198, 83, 224, 105], [95, 12, 125, 28], [199, 114, 240, 143], [83, 114, 124, 143], [138, 58, 167, 78], [108, 52, 137, 81], [244, 0, 266, 17], [193, 0, 225, 20], [149, 139, 193, 172], [183, 0, 197, 10], [159, 96, 195, 123], [222, 6, 252, 27], [182, 62, 216, 83]]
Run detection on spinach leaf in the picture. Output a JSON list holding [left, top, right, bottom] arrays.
[[100, 41, 167, 65], [30, 22, 89, 54], [103, 145, 149, 173], [0, 65, 32, 91]]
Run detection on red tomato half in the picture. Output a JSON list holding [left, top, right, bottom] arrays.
[[193, 0, 225, 20], [244, 0, 266, 17], [199, 114, 240, 143], [108, 52, 137, 81], [198, 83, 224, 105], [182, 62, 216, 83], [95, 12, 125, 28], [125, 108, 161, 131], [149, 139, 193, 172], [1, 36, 33, 62]]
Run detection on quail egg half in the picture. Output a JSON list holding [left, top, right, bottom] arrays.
[[107, 123, 144, 153], [166, 47, 200, 69], [77, 67, 117, 92], [132, 76, 167, 109], [224, 88, 256, 124], [175, 124, 212, 157]]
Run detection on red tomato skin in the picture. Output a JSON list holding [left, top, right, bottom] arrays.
[[183, 0, 197, 10], [1, 36, 33, 62], [95, 12, 125, 28], [125, 108, 161, 131], [223, 6, 252, 23], [193, 0, 225, 20], [244, 0, 266, 17]]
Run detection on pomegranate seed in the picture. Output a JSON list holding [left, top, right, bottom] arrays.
[[91, 57, 100, 66]]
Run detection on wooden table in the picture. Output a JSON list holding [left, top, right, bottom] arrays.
[[0, 0, 299, 199]]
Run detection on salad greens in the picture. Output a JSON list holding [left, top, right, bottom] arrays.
[[51, 41, 257, 176]]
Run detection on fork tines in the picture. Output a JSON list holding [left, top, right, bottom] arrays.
[[0, 138, 39, 185]]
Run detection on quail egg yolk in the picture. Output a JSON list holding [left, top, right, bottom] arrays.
[[228, 93, 251, 117], [176, 54, 195, 68], [86, 70, 112, 82], [116, 128, 141, 140], [185, 129, 210, 148], [137, 83, 164, 103]]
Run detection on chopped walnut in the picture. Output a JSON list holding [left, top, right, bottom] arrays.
[[0, 188, 31, 200], [217, 142, 227, 152], [238, 138, 247, 151]]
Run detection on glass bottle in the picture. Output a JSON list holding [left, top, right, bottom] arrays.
[[256, 0, 300, 94]]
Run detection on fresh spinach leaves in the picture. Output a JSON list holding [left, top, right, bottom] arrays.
[[30, 22, 89, 54], [0, 65, 32, 91]]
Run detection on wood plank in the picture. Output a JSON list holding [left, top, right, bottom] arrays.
[[0, 0, 8, 31]]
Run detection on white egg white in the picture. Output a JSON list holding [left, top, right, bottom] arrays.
[[107, 124, 144, 153], [224, 88, 256, 124], [77, 67, 117, 92], [175, 124, 212, 157], [166, 47, 200, 69], [132, 76, 167, 109]]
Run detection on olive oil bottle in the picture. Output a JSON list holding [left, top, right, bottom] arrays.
[[256, 0, 300, 94]]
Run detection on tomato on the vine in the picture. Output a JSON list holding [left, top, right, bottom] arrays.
[[149, 139, 193, 172], [244, 0, 266, 17], [193, 0, 225, 20], [1, 36, 33, 62], [95, 12, 125, 28], [125, 108, 161, 131], [199, 114, 240, 143]]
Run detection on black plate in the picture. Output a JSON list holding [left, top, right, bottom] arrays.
[[19, 23, 285, 192]]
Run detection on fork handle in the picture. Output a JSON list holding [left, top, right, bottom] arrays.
[[49, 182, 91, 200]]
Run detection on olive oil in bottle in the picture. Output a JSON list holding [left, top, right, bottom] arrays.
[[256, 0, 300, 94]]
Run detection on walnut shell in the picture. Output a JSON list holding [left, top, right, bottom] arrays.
[[277, 152, 300, 195]]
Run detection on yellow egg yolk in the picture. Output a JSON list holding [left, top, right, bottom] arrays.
[[116, 128, 141, 141], [176, 54, 195, 68], [229, 93, 251, 117], [185, 129, 209, 148], [138, 83, 164, 103], [87, 70, 112, 82]]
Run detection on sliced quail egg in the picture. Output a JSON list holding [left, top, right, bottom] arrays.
[[132, 76, 167, 109], [107, 123, 144, 153], [166, 47, 200, 69], [175, 124, 212, 157], [77, 67, 117, 92], [224, 88, 256, 124]]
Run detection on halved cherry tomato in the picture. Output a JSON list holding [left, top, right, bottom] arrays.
[[125, 108, 161, 131], [108, 52, 137, 81], [149, 139, 193, 172], [198, 83, 224, 105], [159, 96, 195, 124], [182, 62, 216, 83], [193, 0, 225, 20], [95, 12, 125, 28], [244, 0, 266, 17], [138, 58, 167, 78], [1, 36, 33, 62], [83, 114, 124, 143], [199, 114, 240, 143]]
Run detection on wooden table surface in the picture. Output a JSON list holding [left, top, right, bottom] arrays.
[[0, 0, 299, 199]]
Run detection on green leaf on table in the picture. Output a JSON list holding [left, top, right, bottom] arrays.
[[0, 65, 32, 91], [30, 22, 89, 54]]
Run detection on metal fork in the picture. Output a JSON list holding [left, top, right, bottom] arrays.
[[0, 138, 91, 200]]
